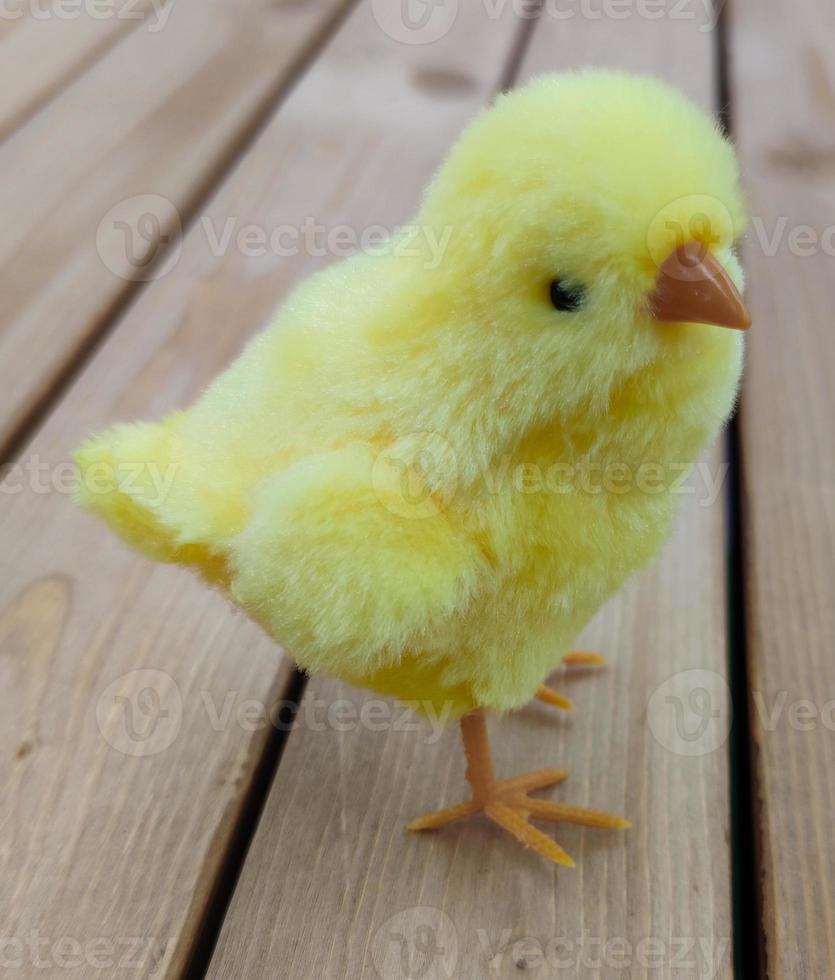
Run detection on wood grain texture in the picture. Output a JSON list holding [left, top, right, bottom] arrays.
[[0, 5, 367, 978], [0, 0, 350, 457], [0, 0, 158, 143], [207, 8, 736, 979], [729, 1, 835, 975]]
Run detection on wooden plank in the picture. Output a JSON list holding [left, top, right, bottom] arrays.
[[728, 1, 835, 975], [207, 8, 736, 980], [0, 0, 159, 143], [0, 0, 350, 456], [0, 8, 394, 980]]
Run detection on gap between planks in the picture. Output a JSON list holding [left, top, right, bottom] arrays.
[[727, 0, 835, 975], [715, 4, 766, 974], [0, 0, 357, 467]]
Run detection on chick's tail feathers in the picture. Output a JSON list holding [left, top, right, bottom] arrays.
[[74, 415, 229, 587]]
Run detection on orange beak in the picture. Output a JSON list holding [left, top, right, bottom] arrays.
[[648, 240, 751, 330]]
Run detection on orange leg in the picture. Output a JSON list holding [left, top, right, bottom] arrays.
[[536, 651, 607, 713], [408, 710, 628, 867]]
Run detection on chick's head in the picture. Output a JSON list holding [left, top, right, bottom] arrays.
[[413, 70, 749, 447]]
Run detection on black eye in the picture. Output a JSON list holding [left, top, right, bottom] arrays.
[[549, 279, 586, 312]]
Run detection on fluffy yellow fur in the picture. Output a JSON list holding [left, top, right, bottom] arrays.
[[75, 71, 745, 716]]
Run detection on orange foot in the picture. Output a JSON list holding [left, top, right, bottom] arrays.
[[408, 709, 628, 867], [536, 651, 607, 712]]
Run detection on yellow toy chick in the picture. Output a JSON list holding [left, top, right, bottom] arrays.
[[76, 71, 750, 867]]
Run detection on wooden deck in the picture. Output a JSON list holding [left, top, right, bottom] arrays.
[[1, 2, 832, 977]]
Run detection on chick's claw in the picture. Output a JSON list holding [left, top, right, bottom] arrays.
[[563, 651, 607, 667], [408, 769, 566, 832], [536, 685, 574, 711], [485, 802, 576, 868], [408, 711, 628, 868], [409, 773, 628, 868], [407, 799, 482, 831], [535, 651, 608, 714], [516, 796, 631, 830]]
